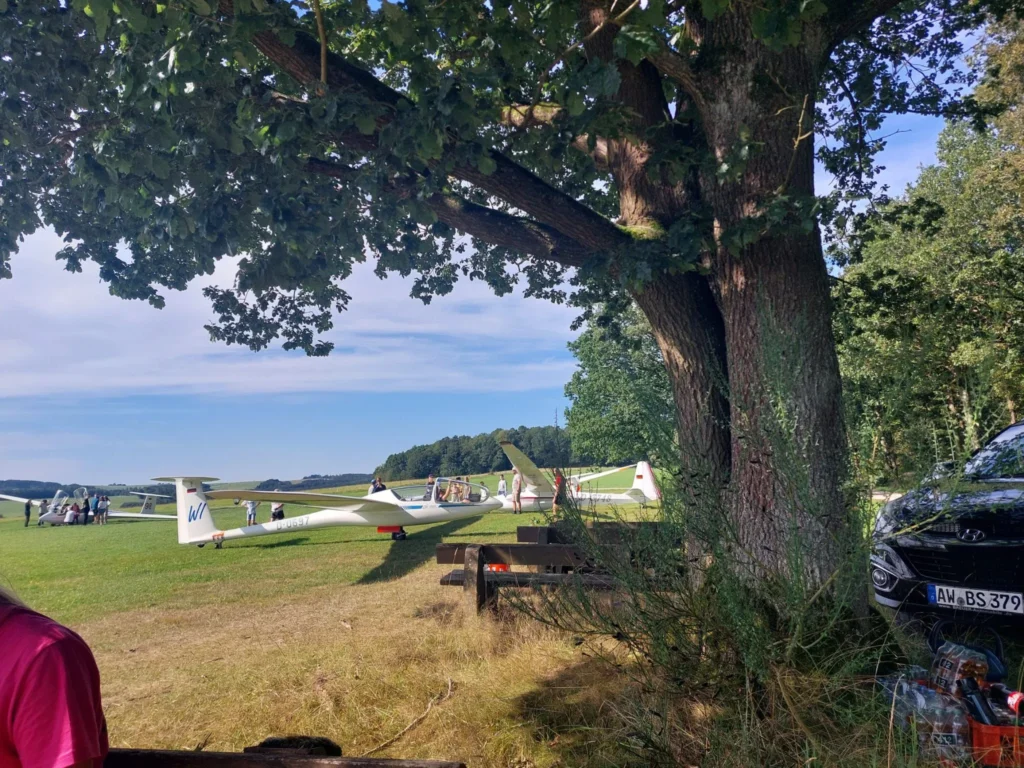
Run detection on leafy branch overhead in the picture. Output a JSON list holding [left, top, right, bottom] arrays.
[[0, 0, 1008, 352]]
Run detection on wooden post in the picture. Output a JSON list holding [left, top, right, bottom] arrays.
[[463, 544, 490, 613]]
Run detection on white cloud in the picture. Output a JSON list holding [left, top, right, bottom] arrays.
[[1, 229, 580, 398]]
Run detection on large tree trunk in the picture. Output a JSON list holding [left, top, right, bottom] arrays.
[[588, 1, 853, 589], [633, 272, 731, 497], [700, 41, 850, 585]]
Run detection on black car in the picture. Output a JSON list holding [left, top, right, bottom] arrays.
[[872, 421, 1024, 623]]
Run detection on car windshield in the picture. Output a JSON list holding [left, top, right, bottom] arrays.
[[964, 424, 1024, 479]]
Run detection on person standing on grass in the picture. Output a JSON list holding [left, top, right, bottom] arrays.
[[0, 587, 109, 768], [497, 474, 507, 497], [67, 503, 79, 526], [511, 468, 522, 514], [38, 499, 49, 526], [24, 500, 32, 527], [97, 497, 108, 525], [552, 469, 567, 521], [244, 500, 258, 526], [79, 496, 90, 525]]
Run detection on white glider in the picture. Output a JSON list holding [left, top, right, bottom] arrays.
[[159, 476, 502, 548], [1, 488, 176, 525], [497, 441, 660, 511]]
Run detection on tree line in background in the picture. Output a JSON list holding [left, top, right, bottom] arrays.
[[0, 480, 177, 500], [835, 17, 1024, 485], [374, 426, 605, 482], [563, 18, 1024, 489]]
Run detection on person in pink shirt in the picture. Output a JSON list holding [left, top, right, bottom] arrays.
[[0, 589, 108, 768]]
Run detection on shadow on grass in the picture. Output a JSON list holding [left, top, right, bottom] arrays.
[[512, 656, 639, 767], [356, 517, 479, 585], [252, 537, 311, 549]]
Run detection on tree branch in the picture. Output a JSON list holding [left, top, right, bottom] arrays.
[[499, 104, 609, 169], [222, 1, 630, 256], [825, 0, 909, 49], [646, 47, 706, 121], [305, 159, 592, 268]]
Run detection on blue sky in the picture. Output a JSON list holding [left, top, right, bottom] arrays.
[[0, 111, 945, 484]]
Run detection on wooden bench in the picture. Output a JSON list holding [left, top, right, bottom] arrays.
[[438, 524, 679, 612], [437, 537, 615, 612], [105, 748, 464, 767]]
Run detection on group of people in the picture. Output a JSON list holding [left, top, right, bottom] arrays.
[[241, 498, 286, 526], [367, 477, 388, 494], [496, 468, 524, 513], [495, 467, 566, 517], [423, 475, 474, 503], [25, 494, 112, 527]]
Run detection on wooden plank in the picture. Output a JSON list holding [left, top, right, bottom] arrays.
[[105, 749, 465, 768], [439, 569, 465, 586], [435, 543, 465, 565], [482, 544, 587, 568], [440, 569, 614, 590], [485, 572, 615, 589], [435, 544, 587, 568]]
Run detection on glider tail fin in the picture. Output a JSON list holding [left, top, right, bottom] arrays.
[[631, 462, 661, 502], [153, 477, 220, 544]]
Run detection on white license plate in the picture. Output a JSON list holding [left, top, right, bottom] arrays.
[[928, 584, 1024, 614]]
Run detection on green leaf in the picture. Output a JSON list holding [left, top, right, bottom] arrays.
[[276, 120, 297, 142], [0, 0, 9, 13], [699, 0, 731, 19], [85, 0, 114, 38], [477, 153, 497, 175], [192, 0, 212, 14], [566, 92, 585, 117], [354, 113, 377, 135], [151, 156, 170, 179]]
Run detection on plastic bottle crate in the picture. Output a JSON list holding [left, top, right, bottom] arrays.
[[970, 718, 1024, 766]]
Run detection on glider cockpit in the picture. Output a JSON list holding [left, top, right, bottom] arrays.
[[384, 478, 491, 505]]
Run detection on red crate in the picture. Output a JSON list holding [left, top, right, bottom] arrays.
[[970, 718, 1024, 766]]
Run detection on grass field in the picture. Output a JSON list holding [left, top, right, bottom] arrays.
[[0, 468, 647, 767]]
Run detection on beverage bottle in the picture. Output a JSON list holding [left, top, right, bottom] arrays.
[[989, 684, 1024, 715], [946, 706, 971, 764]]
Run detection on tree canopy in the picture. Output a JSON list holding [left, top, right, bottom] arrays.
[[564, 305, 674, 467], [0, 0, 1005, 347]]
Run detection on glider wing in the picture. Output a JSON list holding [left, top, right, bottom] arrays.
[[0, 493, 40, 506], [499, 442, 555, 495], [107, 511, 177, 521], [573, 466, 632, 485], [203, 489, 402, 512]]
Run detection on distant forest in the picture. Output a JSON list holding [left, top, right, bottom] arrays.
[[0, 479, 176, 500], [374, 426, 612, 481]]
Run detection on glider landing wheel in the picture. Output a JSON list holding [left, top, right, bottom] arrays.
[[197, 543, 205, 548], [391, 529, 407, 541]]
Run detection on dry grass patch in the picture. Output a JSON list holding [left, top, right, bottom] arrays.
[[81, 561, 639, 767]]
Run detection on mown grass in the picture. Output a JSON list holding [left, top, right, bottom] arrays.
[[0, 469, 650, 766]]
